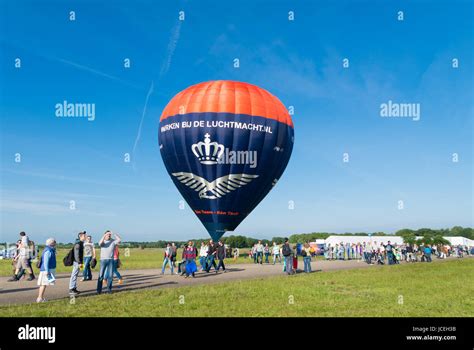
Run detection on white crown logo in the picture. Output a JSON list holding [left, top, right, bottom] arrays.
[[191, 133, 225, 165]]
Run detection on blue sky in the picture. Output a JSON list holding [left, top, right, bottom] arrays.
[[1, 0, 472, 243]]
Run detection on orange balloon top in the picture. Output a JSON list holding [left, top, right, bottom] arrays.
[[160, 80, 293, 127]]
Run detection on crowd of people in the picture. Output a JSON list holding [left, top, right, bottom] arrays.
[[246, 240, 315, 274], [7, 230, 123, 302], [4, 231, 471, 303], [161, 239, 228, 277], [324, 241, 470, 265]]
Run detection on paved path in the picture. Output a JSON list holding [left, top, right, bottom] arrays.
[[0, 257, 467, 306]]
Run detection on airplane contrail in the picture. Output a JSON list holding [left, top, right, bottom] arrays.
[[132, 81, 155, 170], [160, 20, 182, 77]]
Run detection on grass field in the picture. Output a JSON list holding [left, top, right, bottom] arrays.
[[0, 248, 324, 277], [1, 258, 472, 317]]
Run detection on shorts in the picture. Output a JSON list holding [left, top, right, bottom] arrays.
[[37, 269, 56, 286], [16, 257, 31, 270]]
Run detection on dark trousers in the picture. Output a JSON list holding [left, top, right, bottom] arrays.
[[216, 258, 225, 271], [387, 252, 394, 265]]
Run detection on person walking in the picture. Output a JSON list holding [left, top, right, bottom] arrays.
[[282, 238, 293, 275], [264, 243, 270, 263], [363, 242, 373, 264], [112, 244, 123, 284], [338, 243, 345, 260], [9, 240, 23, 280], [36, 238, 57, 303], [384, 241, 395, 265], [216, 241, 227, 273], [81, 235, 95, 281], [345, 242, 351, 260], [233, 247, 240, 261], [302, 242, 312, 273], [423, 245, 433, 262], [171, 242, 177, 268], [256, 241, 264, 264], [379, 242, 386, 263], [183, 241, 197, 278], [199, 241, 208, 271], [251, 244, 257, 263], [206, 240, 218, 273], [161, 243, 175, 275], [272, 242, 281, 264], [69, 232, 86, 295], [97, 231, 121, 294], [9, 232, 35, 281]]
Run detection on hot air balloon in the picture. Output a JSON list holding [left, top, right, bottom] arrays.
[[159, 80, 294, 241]]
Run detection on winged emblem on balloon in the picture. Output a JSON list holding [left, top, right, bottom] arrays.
[[172, 172, 259, 199]]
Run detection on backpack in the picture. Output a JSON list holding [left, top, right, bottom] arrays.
[[282, 244, 291, 257], [63, 247, 75, 266], [301, 249, 307, 257]]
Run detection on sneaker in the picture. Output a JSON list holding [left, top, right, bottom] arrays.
[[69, 288, 81, 295], [36, 298, 46, 303], [7, 275, 18, 282], [27, 276, 35, 281], [80, 278, 85, 281], [118, 279, 123, 285]]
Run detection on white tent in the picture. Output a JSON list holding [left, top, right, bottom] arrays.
[[443, 236, 474, 246], [322, 235, 473, 247], [324, 235, 403, 246]]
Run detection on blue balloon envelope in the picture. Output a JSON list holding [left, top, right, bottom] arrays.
[[159, 80, 294, 241]]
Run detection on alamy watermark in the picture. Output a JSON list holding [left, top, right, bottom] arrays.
[[380, 100, 420, 121], [192, 133, 257, 168], [55, 100, 96, 121]]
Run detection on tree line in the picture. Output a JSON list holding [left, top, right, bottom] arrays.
[[111, 226, 474, 248], [19, 226, 472, 249]]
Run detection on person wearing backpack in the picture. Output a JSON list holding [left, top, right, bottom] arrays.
[[69, 231, 86, 295], [281, 238, 293, 275]]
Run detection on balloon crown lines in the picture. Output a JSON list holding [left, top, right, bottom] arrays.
[[192, 133, 257, 168]]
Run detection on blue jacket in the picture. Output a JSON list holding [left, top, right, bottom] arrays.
[[40, 246, 56, 272]]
